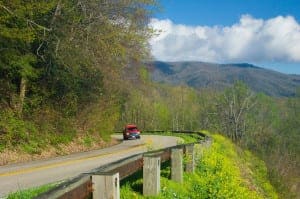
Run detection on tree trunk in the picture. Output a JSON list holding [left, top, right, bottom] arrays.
[[18, 77, 26, 115]]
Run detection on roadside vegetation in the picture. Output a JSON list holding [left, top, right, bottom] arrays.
[[0, 0, 298, 197], [120, 134, 278, 199], [7, 183, 57, 199], [7, 133, 277, 199]]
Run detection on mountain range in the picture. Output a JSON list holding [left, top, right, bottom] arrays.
[[147, 61, 300, 97]]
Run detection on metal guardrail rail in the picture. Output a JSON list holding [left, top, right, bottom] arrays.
[[35, 131, 211, 199]]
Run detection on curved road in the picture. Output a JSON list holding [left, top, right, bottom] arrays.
[[0, 135, 181, 197]]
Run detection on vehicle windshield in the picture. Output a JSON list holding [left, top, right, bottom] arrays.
[[128, 127, 137, 131]]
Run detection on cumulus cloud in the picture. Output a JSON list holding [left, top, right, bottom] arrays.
[[149, 15, 300, 63]]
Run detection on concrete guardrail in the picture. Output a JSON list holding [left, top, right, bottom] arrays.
[[35, 131, 212, 199]]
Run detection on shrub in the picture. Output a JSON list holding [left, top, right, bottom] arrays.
[[120, 133, 278, 199], [0, 110, 38, 148]]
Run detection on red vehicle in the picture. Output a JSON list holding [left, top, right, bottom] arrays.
[[123, 124, 141, 140]]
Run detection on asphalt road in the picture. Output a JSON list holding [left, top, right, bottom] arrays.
[[0, 135, 181, 197]]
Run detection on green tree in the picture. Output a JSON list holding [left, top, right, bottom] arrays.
[[0, 1, 54, 114], [0, 0, 158, 148]]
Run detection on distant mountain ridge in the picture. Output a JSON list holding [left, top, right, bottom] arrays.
[[148, 61, 300, 97]]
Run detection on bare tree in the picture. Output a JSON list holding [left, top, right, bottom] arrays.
[[216, 82, 257, 142]]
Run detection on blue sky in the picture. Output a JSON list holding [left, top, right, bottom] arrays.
[[149, 0, 300, 74], [155, 0, 300, 26]]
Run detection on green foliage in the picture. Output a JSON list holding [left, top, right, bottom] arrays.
[[82, 135, 94, 148], [186, 135, 277, 199], [0, 109, 77, 153], [7, 182, 58, 199], [0, 0, 157, 152], [21, 140, 41, 154], [0, 110, 37, 148], [0, 1, 297, 197], [119, 84, 201, 131], [140, 66, 150, 83], [120, 134, 278, 199], [0, 0, 55, 112], [242, 150, 278, 199]]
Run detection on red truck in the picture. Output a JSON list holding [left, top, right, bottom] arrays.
[[123, 124, 141, 140]]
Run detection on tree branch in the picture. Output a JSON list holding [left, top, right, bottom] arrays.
[[27, 19, 52, 31], [0, 4, 13, 14], [0, 3, 51, 32], [50, 0, 62, 26]]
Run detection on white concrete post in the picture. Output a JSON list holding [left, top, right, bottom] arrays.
[[185, 144, 195, 173], [171, 148, 183, 183], [92, 172, 120, 199], [143, 155, 161, 196]]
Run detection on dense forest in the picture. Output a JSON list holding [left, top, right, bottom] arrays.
[[0, 0, 299, 198]]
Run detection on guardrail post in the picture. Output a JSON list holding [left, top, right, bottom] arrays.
[[203, 138, 212, 148], [171, 148, 183, 183], [92, 172, 120, 199], [185, 144, 195, 173], [143, 155, 161, 196]]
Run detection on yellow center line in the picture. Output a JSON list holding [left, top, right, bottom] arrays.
[[0, 143, 146, 177]]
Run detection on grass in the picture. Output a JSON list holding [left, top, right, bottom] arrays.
[[5, 132, 278, 199], [7, 183, 58, 199], [120, 133, 278, 199]]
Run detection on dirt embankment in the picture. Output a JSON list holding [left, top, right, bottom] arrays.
[[0, 137, 120, 166]]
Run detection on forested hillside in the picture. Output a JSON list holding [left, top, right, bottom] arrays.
[[0, 0, 156, 151], [0, 0, 299, 198], [149, 61, 300, 97]]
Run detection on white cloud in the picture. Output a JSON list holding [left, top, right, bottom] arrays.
[[149, 15, 300, 63]]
